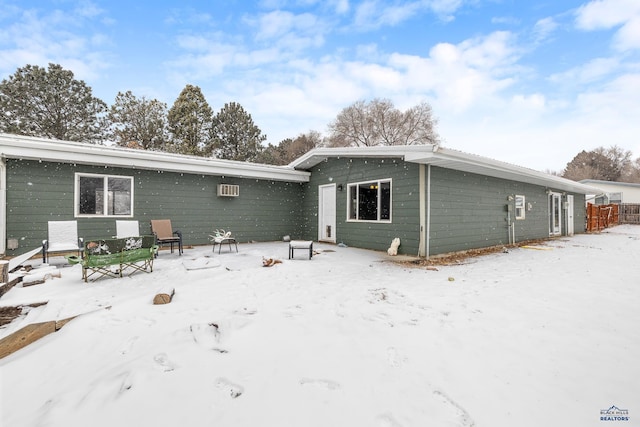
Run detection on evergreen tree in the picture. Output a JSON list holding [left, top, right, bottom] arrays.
[[210, 102, 266, 162], [0, 63, 109, 143], [167, 84, 213, 156], [109, 91, 168, 150]]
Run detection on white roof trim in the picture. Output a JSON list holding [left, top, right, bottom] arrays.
[[291, 145, 604, 195], [290, 145, 432, 169], [0, 133, 310, 183], [580, 179, 640, 189]]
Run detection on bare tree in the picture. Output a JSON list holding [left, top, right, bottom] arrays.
[[624, 158, 640, 183], [596, 145, 632, 181], [258, 131, 322, 165], [563, 145, 634, 182], [328, 98, 439, 147]]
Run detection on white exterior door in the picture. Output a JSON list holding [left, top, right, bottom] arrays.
[[549, 192, 562, 236], [318, 184, 336, 243], [567, 195, 574, 236]]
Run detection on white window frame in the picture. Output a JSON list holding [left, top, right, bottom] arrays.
[[515, 194, 525, 220], [346, 178, 392, 223], [74, 172, 134, 218]]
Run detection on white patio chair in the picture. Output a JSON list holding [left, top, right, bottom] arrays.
[[116, 220, 140, 238], [42, 220, 83, 263]]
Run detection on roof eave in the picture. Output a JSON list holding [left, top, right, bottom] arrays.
[[0, 133, 310, 183], [413, 147, 603, 194], [290, 145, 435, 169]]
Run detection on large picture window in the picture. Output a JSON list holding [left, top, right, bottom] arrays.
[[348, 179, 391, 222], [75, 173, 133, 217]]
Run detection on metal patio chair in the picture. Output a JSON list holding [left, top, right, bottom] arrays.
[[150, 219, 183, 255], [115, 220, 140, 238], [42, 220, 83, 263]]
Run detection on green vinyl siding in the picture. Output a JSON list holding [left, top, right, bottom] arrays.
[[572, 194, 587, 233], [5, 159, 304, 255], [427, 166, 583, 255], [4, 156, 589, 259], [302, 157, 421, 255]]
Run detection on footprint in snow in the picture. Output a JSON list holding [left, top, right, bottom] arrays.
[[214, 377, 244, 398], [233, 307, 257, 316], [299, 378, 341, 390], [386, 347, 407, 367], [283, 304, 304, 318], [376, 412, 403, 427], [153, 353, 177, 372], [120, 336, 139, 355], [433, 389, 475, 426], [118, 371, 135, 394], [190, 323, 228, 353]]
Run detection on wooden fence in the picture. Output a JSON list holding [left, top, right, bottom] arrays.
[[619, 203, 640, 224], [586, 203, 640, 231], [586, 203, 619, 232]]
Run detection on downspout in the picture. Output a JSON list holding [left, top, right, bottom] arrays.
[[0, 157, 6, 256], [426, 164, 432, 259], [418, 164, 426, 257]]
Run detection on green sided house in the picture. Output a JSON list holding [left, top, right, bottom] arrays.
[[0, 133, 601, 258]]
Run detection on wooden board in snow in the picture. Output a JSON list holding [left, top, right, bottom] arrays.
[[8, 247, 43, 272]]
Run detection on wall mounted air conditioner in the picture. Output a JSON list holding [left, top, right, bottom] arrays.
[[217, 184, 240, 197]]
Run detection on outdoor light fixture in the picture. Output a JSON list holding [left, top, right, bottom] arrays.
[[337, 184, 344, 191]]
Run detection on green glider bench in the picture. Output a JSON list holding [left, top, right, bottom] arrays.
[[67, 236, 159, 282]]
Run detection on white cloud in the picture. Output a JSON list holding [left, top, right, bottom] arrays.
[[333, 0, 350, 14], [352, 0, 461, 30], [575, 0, 640, 51], [511, 93, 546, 111], [613, 15, 640, 51], [548, 56, 621, 85], [216, 29, 524, 145], [533, 17, 558, 42], [249, 10, 328, 51], [0, 5, 111, 81], [428, 0, 463, 21], [575, 0, 640, 29], [491, 16, 520, 26], [438, 68, 640, 171]]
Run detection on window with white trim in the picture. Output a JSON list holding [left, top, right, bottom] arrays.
[[348, 179, 391, 222], [515, 194, 525, 220], [75, 173, 133, 217]]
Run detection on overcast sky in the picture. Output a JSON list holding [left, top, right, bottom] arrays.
[[1, 0, 639, 172]]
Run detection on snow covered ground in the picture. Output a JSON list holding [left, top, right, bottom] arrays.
[[1, 225, 639, 427]]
